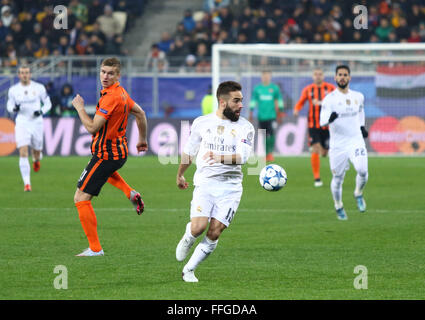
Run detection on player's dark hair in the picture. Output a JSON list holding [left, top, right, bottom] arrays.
[[335, 64, 350, 74], [101, 57, 121, 74], [216, 81, 242, 101]]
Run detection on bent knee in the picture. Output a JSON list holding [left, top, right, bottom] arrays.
[[206, 230, 221, 241], [191, 221, 207, 237], [357, 170, 368, 178], [74, 189, 91, 204], [19, 148, 29, 157], [206, 225, 226, 241]]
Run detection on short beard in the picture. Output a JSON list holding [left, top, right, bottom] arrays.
[[223, 103, 239, 122], [337, 81, 348, 89]]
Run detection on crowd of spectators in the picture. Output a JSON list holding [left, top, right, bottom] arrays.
[[1, 0, 425, 73], [0, 0, 147, 68], [147, 0, 425, 72]]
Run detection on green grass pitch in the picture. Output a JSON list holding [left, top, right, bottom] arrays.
[[0, 155, 424, 300]]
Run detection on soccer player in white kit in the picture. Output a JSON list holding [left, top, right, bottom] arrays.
[[320, 65, 369, 220], [6, 65, 52, 192], [175, 81, 255, 282]]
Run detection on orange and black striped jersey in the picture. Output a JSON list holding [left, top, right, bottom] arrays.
[[294, 82, 335, 129], [91, 82, 135, 160]]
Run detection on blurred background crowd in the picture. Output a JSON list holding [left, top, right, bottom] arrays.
[[1, 0, 424, 116]]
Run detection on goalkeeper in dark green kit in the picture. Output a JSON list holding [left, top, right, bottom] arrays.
[[249, 70, 285, 161]]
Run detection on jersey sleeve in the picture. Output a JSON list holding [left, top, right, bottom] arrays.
[[320, 94, 332, 127], [6, 88, 16, 113], [127, 94, 136, 111], [236, 122, 255, 164], [96, 94, 119, 120], [183, 118, 202, 157], [40, 85, 52, 114], [358, 93, 365, 126], [294, 86, 308, 112]]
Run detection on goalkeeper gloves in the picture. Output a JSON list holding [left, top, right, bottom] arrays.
[[13, 104, 20, 112], [361, 126, 368, 138], [33, 110, 43, 117], [328, 112, 338, 123]]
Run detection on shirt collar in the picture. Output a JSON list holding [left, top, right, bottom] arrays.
[[100, 81, 120, 96]]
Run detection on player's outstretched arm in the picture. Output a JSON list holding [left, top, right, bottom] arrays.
[[40, 86, 52, 115], [177, 152, 192, 189], [72, 94, 106, 134], [293, 87, 308, 117], [6, 90, 18, 113], [130, 103, 148, 152], [319, 97, 335, 127]]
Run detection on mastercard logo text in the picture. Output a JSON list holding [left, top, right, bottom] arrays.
[[369, 116, 425, 154], [0, 118, 16, 156]]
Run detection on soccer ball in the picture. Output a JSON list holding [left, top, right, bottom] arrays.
[[259, 164, 287, 191]]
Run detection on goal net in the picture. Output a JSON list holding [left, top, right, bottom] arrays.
[[212, 43, 425, 156]]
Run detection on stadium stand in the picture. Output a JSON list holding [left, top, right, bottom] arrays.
[[0, 0, 148, 67], [146, 0, 425, 72], [1, 0, 425, 119]]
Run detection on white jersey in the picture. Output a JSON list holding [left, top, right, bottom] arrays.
[[6, 80, 52, 125], [184, 113, 255, 187], [320, 88, 365, 150]]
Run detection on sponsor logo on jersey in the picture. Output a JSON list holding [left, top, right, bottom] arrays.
[[247, 131, 253, 141], [241, 139, 251, 146], [99, 108, 108, 114]]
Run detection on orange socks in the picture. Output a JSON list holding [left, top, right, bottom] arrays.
[[75, 200, 102, 252], [107, 171, 132, 199], [311, 152, 321, 180]]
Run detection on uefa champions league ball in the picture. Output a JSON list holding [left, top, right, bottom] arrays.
[[259, 164, 287, 191]]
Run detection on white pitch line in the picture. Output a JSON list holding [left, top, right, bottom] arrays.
[[1, 208, 424, 214]]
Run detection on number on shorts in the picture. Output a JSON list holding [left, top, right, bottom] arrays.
[[225, 208, 235, 223], [355, 148, 366, 157]]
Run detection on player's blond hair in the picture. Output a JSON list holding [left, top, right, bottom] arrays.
[[18, 64, 31, 73]]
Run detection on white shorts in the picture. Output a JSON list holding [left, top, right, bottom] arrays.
[[190, 185, 243, 227], [329, 144, 368, 176], [15, 122, 44, 150]]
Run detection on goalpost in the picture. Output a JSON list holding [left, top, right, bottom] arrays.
[[212, 43, 425, 156]]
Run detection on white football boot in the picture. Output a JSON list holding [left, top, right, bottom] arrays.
[[76, 248, 104, 256], [182, 266, 199, 283], [176, 222, 196, 261]]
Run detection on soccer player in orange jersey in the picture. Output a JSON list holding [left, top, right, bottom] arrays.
[[72, 57, 148, 256], [293, 68, 335, 187]]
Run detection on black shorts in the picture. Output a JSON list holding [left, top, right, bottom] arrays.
[[77, 155, 127, 196], [308, 128, 330, 150], [258, 120, 275, 137]]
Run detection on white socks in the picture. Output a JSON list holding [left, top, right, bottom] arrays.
[[354, 171, 368, 197], [185, 236, 218, 271], [184, 222, 197, 244], [19, 157, 31, 185], [331, 170, 368, 209], [331, 174, 344, 209]]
